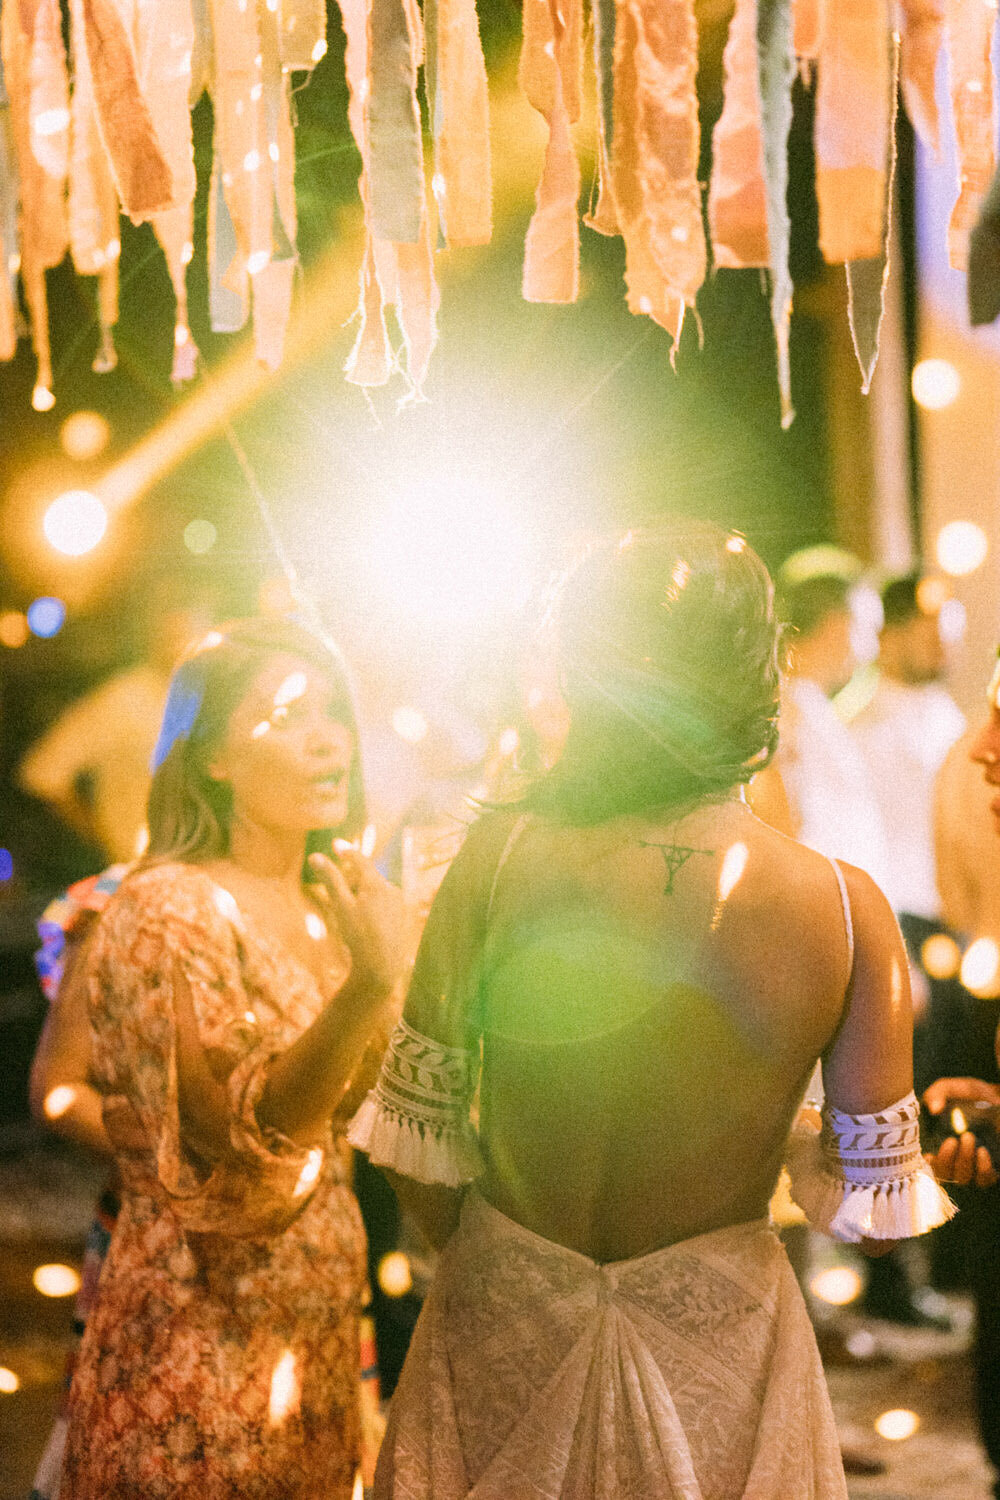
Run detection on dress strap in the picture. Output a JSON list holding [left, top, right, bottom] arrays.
[[827, 857, 854, 990], [485, 814, 531, 926]]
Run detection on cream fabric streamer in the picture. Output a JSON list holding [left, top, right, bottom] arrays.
[[67, 0, 119, 372], [430, 0, 492, 247], [899, 0, 946, 156], [0, 54, 20, 362], [945, 0, 997, 271]]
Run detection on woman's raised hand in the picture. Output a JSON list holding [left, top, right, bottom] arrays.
[[309, 849, 405, 997]]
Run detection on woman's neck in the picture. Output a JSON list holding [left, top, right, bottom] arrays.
[[225, 814, 307, 890]]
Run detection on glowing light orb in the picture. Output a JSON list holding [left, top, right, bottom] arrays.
[[874, 1408, 920, 1441], [915, 577, 949, 616], [0, 612, 29, 648], [304, 912, 326, 941], [27, 598, 66, 638], [361, 824, 377, 858], [43, 490, 108, 556], [951, 1107, 968, 1135], [809, 1266, 863, 1306], [293, 1148, 324, 1198], [33, 1263, 81, 1298], [726, 535, 747, 554], [259, 576, 297, 615], [60, 411, 110, 461], [367, 481, 535, 629], [498, 726, 520, 757], [0, 1368, 20, 1394], [920, 933, 961, 981], [936, 521, 988, 578], [912, 359, 960, 410], [183, 519, 217, 555], [392, 706, 429, 744], [31, 385, 56, 413], [268, 1349, 300, 1424], [43, 1086, 77, 1120], [0, 849, 12, 881], [377, 1252, 413, 1298], [961, 937, 1000, 996]]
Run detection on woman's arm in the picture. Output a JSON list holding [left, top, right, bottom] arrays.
[[30, 923, 112, 1157]]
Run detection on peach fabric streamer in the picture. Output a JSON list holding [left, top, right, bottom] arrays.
[[791, 0, 824, 62], [584, 0, 618, 235], [815, 0, 891, 264], [338, 0, 439, 397], [710, 0, 770, 269], [611, 0, 705, 348], [1, 0, 69, 405], [898, 0, 946, 155], [67, 0, 119, 372], [945, 0, 997, 271], [0, 70, 20, 362], [78, 0, 173, 217], [521, 0, 583, 304], [430, 0, 492, 247]]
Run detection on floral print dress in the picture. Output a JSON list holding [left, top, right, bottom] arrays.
[[62, 861, 374, 1500]]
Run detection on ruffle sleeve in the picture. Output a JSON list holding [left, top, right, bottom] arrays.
[[785, 1089, 956, 1244], [348, 1016, 483, 1188], [90, 867, 324, 1237]]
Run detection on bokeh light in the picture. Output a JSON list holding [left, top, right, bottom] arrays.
[[936, 520, 988, 577], [0, 849, 12, 881], [183, 518, 218, 555], [60, 411, 110, 462], [920, 933, 961, 981], [874, 1409, 920, 1441], [938, 597, 967, 645], [27, 598, 66, 638], [809, 1266, 863, 1306], [0, 1368, 20, 1394], [377, 1251, 413, 1297], [912, 358, 961, 410], [259, 576, 298, 615], [32, 1263, 81, 1298], [392, 706, 429, 744], [43, 1086, 77, 1120], [915, 576, 949, 616], [268, 1349, 300, 1424], [43, 490, 108, 556], [31, 385, 55, 413], [0, 612, 29, 648], [960, 937, 1000, 997]]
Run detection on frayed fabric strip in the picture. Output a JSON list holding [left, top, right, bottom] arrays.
[[785, 1090, 956, 1244]]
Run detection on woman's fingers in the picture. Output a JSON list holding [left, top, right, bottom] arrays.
[[924, 1076, 1000, 1113], [309, 852, 358, 908], [975, 1145, 999, 1187]]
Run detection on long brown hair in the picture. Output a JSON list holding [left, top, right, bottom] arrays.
[[145, 616, 366, 867], [520, 518, 782, 824]]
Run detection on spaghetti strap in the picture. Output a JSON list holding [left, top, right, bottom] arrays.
[[485, 814, 531, 925], [827, 857, 855, 988]]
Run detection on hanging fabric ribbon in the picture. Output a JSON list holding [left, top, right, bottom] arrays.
[[429, 0, 491, 247], [521, 0, 583, 303], [945, 0, 997, 271], [899, 0, 945, 156], [67, 0, 119, 372], [0, 47, 20, 362], [1, 0, 69, 407], [757, 0, 796, 426], [845, 29, 900, 393], [78, 0, 173, 216], [815, 0, 892, 264], [584, 0, 617, 235], [611, 0, 705, 351], [710, 0, 770, 270], [791, 0, 824, 68]]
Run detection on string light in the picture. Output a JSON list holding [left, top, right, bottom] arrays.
[[920, 933, 961, 981], [60, 411, 110, 461], [377, 1252, 413, 1297], [0, 1368, 20, 1394], [0, 612, 28, 648], [874, 1409, 920, 1441], [183, 519, 217, 555], [960, 937, 1000, 996]]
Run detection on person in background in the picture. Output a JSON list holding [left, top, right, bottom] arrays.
[[61, 617, 403, 1499], [846, 573, 965, 1326], [750, 560, 893, 894], [18, 580, 216, 864]]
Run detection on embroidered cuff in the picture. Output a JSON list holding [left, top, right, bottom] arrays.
[[785, 1089, 956, 1243]]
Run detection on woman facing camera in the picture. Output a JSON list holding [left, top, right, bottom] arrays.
[[63, 618, 403, 1499], [351, 520, 954, 1500]]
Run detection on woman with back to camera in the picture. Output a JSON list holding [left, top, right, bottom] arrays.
[[62, 616, 403, 1499], [350, 519, 955, 1500]]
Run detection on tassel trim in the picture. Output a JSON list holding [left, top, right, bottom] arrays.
[[785, 1123, 956, 1244], [348, 1091, 483, 1188]]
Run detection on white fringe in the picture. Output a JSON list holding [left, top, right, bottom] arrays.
[[785, 1124, 956, 1245], [347, 1092, 484, 1188]]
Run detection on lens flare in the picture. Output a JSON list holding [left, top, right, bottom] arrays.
[[27, 598, 66, 638], [60, 411, 110, 461], [951, 1107, 968, 1135], [717, 843, 749, 903], [0, 612, 29, 648], [0, 1368, 20, 1394]]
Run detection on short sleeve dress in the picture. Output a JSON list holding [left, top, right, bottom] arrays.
[[62, 861, 375, 1500]]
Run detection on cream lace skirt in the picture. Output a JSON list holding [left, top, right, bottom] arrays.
[[374, 1193, 847, 1500]]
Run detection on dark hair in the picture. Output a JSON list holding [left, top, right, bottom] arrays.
[[145, 617, 366, 868], [519, 519, 782, 825], [880, 572, 923, 628], [776, 572, 852, 639]]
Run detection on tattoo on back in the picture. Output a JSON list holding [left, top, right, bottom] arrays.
[[639, 840, 715, 896]]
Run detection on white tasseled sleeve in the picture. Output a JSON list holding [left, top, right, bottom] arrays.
[[348, 1017, 483, 1188], [785, 1089, 956, 1244]]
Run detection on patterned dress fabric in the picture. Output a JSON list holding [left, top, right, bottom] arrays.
[[62, 861, 372, 1500], [373, 1191, 847, 1500]]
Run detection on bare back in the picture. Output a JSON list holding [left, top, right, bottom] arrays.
[[405, 798, 913, 1263]]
